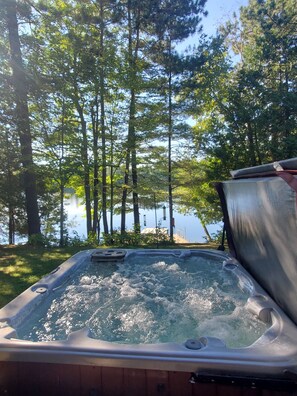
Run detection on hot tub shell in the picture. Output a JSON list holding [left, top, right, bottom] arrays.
[[1, 248, 297, 383]]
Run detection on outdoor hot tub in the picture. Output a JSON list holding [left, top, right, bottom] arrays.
[[1, 248, 297, 394], [1, 158, 297, 395]]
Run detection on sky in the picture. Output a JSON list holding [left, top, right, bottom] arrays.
[[176, 0, 249, 52], [202, 0, 249, 36]]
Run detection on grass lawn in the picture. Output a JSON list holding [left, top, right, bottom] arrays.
[[0, 245, 92, 308]]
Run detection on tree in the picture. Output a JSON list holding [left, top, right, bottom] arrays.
[[119, 0, 151, 234], [2, 0, 41, 238], [29, 0, 121, 239], [174, 157, 223, 241], [149, 0, 207, 242], [183, 0, 296, 178], [0, 124, 26, 244], [219, 0, 297, 164], [237, 0, 297, 159]]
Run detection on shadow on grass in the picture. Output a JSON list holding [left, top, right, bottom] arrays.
[[0, 245, 91, 308]]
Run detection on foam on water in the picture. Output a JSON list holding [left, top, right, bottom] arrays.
[[17, 254, 268, 347]]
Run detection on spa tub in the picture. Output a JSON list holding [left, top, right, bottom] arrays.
[[1, 249, 297, 395]]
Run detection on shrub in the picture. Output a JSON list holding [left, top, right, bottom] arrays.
[[28, 233, 50, 247], [102, 229, 173, 247]]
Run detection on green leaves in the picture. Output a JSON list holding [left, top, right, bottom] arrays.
[[185, 0, 297, 178], [2, 0, 295, 244]]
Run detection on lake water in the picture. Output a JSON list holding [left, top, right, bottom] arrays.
[[1, 196, 220, 244], [66, 195, 221, 243]]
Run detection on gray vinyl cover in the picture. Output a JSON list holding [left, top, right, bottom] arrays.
[[230, 157, 297, 178], [222, 170, 297, 325]]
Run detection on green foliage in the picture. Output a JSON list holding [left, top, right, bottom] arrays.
[[182, 0, 297, 176], [86, 232, 99, 247], [102, 230, 172, 247], [1, 0, 296, 245], [27, 233, 50, 247], [174, 156, 223, 240], [209, 228, 224, 245]]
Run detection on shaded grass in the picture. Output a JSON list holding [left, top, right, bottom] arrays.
[[0, 242, 218, 309], [0, 245, 91, 308]]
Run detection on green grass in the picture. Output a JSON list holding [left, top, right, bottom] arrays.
[[0, 242, 218, 309], [0, 245, 92, 308]]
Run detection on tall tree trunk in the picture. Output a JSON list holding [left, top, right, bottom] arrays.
[[82, 121, 92, 236], [8, 205, 15, 245], [5, 0, 41, 237], [120, 1, 141, 233], [282, 60, 293, 157], [75, 101, 92, 235], [99, 0, 109, 235], [130, 91, 140, 232], [201, 222, 212, 242], [5, 130, 15, 244], [91, 97, 99, 237], [246, 121, 257, 166], [129, 2, 141, 232], [58, 99, 66, 247], [110, 165, 114, 235], [168, 40, 174, 243], [196, 211, 212, 242], [110, 135, 114, 235], [121, 150, 130, 233], [59, 182, 65, 247]]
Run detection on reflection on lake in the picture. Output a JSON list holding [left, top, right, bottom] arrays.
[[65, 195, 221, 243]]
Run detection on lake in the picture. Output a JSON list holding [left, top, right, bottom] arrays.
[[66, 195, 221, 243]]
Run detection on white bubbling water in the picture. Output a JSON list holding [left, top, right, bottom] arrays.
[[17, 254, 268, 347]]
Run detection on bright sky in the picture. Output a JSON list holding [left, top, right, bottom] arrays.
[[177, 0, 249, 52], [202, 0, 249, 36]]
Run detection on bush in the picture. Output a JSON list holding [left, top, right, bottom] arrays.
[[28, 233, 51, 247], [102, 230, 173, 247], [86, 232, 99, 247], [62, 231, 86, 247]]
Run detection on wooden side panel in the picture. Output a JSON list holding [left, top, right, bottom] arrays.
[[80, 365, 102, 396], [17, 362, 40, 396], [0, 361, 18, 396], [146, 370, 169, 396], [168, 371, 193, 396], [216, 384, 242, 396], [38, 363, 61, 396], [1, 361, 296, 396], [55, 364, 81, 396], [123, 368, 146, 395], [101, 367, 124, 396]]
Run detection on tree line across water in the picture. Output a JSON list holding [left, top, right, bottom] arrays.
[[0, 0, 296, 246]]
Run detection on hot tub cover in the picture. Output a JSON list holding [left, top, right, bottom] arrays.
[[216, 157, 297, 326]]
